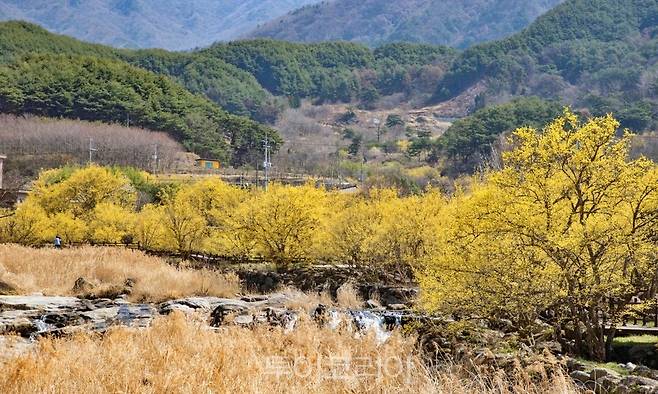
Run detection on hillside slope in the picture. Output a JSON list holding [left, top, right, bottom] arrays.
[[0, 22, 458, 121], [247, 0, 564, 48], [433, 0, 658, 131], [0, 0, 319, 50]]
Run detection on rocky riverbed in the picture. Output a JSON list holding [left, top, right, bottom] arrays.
[[0, 292, 420, 356], [2, 292, 658, 394]]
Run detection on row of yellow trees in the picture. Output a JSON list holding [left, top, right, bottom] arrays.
[[2, 110, 658, 361], [0, 165, 443, 269]]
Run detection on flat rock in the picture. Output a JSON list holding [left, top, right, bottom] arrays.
[[0, 317, 36, 336], [241, 295, 269, 302], [81, 307, 119, 323], [0, 296, 82, 311], [116, 304, 156, 326], [233, 314, 254, 325], [159, 303, 195, 315]]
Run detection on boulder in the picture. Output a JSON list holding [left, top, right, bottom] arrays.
[[210, 301, 251, 326], [72, 277, 95, 294], [313, 304, 329, 325], [537, 341, 562, 354], [591, 368, 621, 381], [597, 375, 622, 393], [634, 366, 658, 381], [0, 279, 17, 295], [567, 358, 586, 371], [620, 375, 658, 388], [0, 317, 36, 337], [365, 299, 382, 309], [570, 370, 592, 384], [265, 307, 298, 329]]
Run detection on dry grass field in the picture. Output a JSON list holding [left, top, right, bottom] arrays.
[[0, 313, 578, 394], [0, 245, 239, 301], [0, 245, 580, 393]]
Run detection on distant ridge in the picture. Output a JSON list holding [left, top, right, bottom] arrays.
[[0, 0, 320, 50], [247, 0, 565, 48]]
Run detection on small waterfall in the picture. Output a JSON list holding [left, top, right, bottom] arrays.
[[30, 316, 56, 340], [348, 310, 393, 343]]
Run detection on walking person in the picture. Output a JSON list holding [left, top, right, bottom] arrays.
[[54, 235, 62, 249]]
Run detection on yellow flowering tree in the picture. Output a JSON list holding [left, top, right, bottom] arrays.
[[371, 190, 443, 275], [32, 166, 136, 217], [231, 184, 329, 265], [160, 193, 207, 254], [13, 166, 138, 244], [329, 194, 380, 266], [418, 111, 658, 360], [89, 203, 136, 244], [47, 212, 87, 244], [133, 205, 167, 251], [0, 200, 49, 245], [174, 179, 248, 255]]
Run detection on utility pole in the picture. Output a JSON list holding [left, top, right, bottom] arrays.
[[152, 144, 159, 174], [263, 134, 272, 191], [360, 154, 365, 188], [373, 118, 382, 143], [88, 137, 97, 164]]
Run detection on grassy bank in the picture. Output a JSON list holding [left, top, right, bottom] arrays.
[[0, 313, 578, 394], [0, 245, 239, 302]]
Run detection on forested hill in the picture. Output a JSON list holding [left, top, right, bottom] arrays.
[[0, 21, 458, 122], [0, 21, 457, 164], [435, 0, 658, 131], [0, 22, 280, 166], [0, 0, 319, 50], [2, 0, 658, 170], [247, 0, 565, 48]]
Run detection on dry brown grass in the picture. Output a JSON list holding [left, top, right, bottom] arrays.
[[336, 282, 363, 309], [0, 313, 578, 394], [281, 284, 363, 313], [0, 245, 239, 301], [281, 286, 334, 313]]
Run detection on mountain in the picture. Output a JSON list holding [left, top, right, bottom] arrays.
[[0, 0, 319, 50], [0, 21, 458, 122], [247, 0, 565, 48], [434, 0, 658, 130]]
